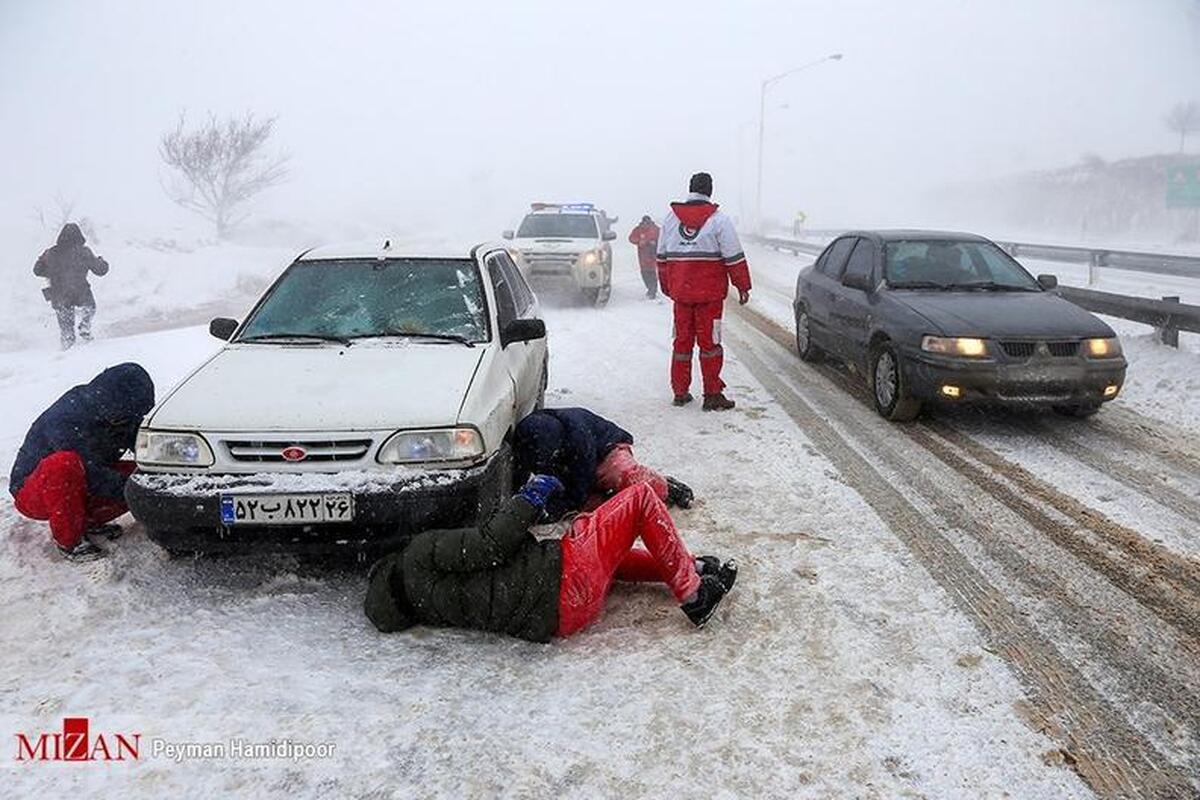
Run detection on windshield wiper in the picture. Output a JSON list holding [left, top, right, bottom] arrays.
[[889, 281, 952, 290], [237, 333, 354, 346], [955, 281, 1038, 292], [348, 332, 476, 347]]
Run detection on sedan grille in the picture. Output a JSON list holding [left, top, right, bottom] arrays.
[[225, 439, 373, 463], [1000, 340, 1081, 359]]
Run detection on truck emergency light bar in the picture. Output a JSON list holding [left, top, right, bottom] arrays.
[[530, 202, 596, 212]]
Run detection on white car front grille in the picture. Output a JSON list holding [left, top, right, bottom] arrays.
[[224, 438, 373, 464]]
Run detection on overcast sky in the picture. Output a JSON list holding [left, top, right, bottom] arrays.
[[2, 0, 1198, 238]]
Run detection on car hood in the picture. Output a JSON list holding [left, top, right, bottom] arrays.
[[892, 290, 1114, 339], [150, 342, 485, 432], [513, 237, 596, 252]]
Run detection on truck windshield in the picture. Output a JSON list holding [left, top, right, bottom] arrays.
[[884, 240, 1040, 290], [516, 214, 599, 239], [238, 258, 489, 343]]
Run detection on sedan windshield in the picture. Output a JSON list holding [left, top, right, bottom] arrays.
[[238, 258, 489, 343], [884, 240, 1040, 291], [516, 214, 598, 239]]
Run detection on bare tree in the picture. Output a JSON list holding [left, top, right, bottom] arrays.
[[1165, 101, 1200, 154], [159, 112, 289, 238]]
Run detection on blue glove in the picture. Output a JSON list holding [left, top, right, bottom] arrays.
[[517, 474, 564, 511]]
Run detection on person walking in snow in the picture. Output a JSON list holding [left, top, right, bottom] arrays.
[[34, 223, 110, 350], [656, 172, 752, 411], [10, 363, 155, 562], [364, 475, 737, 641], [513, 407, 694, 521], [628, 215, 661, 299]]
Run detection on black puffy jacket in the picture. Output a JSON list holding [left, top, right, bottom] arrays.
[[34, 223, 109, 308], [364, 496, 562, 643]]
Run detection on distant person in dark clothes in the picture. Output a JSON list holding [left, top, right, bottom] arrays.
[[10, 364, 155, 562], [628, 215, 661, 299], [513, 407, 693, 521], [364, 475, 737, 641], [34, 223, 110, 350]]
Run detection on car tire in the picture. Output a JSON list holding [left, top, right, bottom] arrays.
[[1053, 403, 1101, 418], [794, 306, 823, 362], [870, 342, 922, 422]]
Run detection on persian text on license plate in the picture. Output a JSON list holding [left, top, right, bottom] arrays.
[[220, 493, 355, 525]]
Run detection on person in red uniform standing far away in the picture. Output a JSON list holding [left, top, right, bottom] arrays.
[[628, 215, 661, 299], [656, 172, 752, 411]]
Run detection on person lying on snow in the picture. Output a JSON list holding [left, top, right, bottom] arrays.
[[364, 475, 737, 642], [9, 363, 155, 562], [513, 407, 694, 522]]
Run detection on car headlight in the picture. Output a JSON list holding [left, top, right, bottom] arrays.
[[1085, 337, 1122, 358], [377, 427, 485, 464], [580, 250, 602, 266], [921, 336, 989, 358], [136, 430, 215, 467]]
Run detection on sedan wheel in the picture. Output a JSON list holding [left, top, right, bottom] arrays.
[[870, 343, 922, 422], [795, 308, 822, 362]]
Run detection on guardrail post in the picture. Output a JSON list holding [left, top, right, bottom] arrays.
[[1087, 251, 1104, 287], [1159, 296, 1181, 348]]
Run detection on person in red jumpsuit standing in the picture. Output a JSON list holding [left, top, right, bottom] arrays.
[[656, 172, 752, 411], [628, 215, 661, 299]]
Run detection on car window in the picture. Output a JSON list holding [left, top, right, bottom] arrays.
[[516, 213, 599, 239], [238, 258, 489, 342], [497, 252, 534, 315], [819, 237, 857, 278], [486, 255, 519, 327], [842, 239, 876, 288], [884, 240, 1039, 290]]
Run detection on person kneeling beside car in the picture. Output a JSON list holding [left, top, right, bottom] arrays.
[[9, 363, 155, 562], [364, 476, 737, 641], [514, 407, 694, 521]]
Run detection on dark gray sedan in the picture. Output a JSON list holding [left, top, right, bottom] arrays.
[[793, 230, 1127, 421]]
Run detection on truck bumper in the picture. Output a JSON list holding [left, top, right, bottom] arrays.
[[125, 444, 513, 556]]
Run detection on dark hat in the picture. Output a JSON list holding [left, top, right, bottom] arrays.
[[641, 214, 653, 223], [688, 172, 713, 197]]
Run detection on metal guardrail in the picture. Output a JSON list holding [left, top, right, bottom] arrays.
[[751, 233, 1200, 347], [762, 231, 1200, 281]]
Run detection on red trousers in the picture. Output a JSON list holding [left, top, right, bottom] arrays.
[[12, 452, 134, 548], [587, 444, 668, 508], [671, 300, 725, 396], [556, 483, 701, 637]]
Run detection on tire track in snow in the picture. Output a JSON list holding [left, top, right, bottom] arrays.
[[726, 305, 1199, 798]]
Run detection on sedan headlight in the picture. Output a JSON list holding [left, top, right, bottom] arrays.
[[377, 427, 485, 465], [1085, 337, 1122, 358], [921, 335, 989, 358], [136, 430, 215, 467]]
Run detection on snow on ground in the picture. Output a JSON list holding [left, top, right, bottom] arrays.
[[0, 249, 1088, 797], [748, 243, 1200, 435]]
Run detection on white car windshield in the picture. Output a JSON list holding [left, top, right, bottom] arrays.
[[238, 258, 489, 343], [516, 214, 598, 239]]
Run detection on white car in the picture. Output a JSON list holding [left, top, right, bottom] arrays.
[[126, 240, 548, 555], [503, 203, 617, 306]]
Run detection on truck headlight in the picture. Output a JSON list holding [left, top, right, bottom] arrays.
[[1085, 337, 1121, 358], [580, 250, 602, 266], [921, 336, 989, 358], [136, 430, 215, 466], [377, 428, 485, 464]]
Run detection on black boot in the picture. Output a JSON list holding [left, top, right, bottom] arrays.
[[695, 555, 721, 577], [681, 565, 738, 628], [86, 523, 123, 541], [666, 476, 694, 509], [702, 393, 735, 411], [57, 539, 107, 563], [672, 392, 694, 407]]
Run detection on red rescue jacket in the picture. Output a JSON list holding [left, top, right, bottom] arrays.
[[656, 200, 751, 304], [628, 221, 660, 270]]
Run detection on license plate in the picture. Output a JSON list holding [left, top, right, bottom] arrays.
[[219, 493, 355, 525]]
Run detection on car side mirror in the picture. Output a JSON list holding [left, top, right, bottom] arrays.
[[502, 230, 515, 240], [842, 272, 873, 292], [1037, 274, 1058, 290], [602, 231, 617, 242], [209, 317, 239, 341], [500, 318, 546, 347]]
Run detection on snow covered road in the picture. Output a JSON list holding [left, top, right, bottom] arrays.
[[2, 259, 1104, 799]]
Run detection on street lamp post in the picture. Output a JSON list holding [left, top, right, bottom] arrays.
[[755, 53, 843, 232]]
